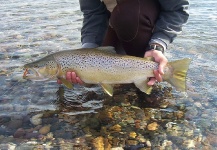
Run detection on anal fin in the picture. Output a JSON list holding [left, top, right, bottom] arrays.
[[134, 79, 153, 95], [100, 83, 114, 96]]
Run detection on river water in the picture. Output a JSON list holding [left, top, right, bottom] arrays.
[[0, 0, 216, 149]]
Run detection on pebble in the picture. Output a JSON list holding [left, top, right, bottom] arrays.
[[146, 140, 152, 147], [13, 128, 26, 138], [147, 122, 159, 131], [109, 124, 122, 133], [183, 140, 195, 149], [92, 136, 104, 149], [128, 132, 137, 139], [39, 124, 51, 135], [30, 114, 43, 125]]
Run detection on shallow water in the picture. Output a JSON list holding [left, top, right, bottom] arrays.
[[0, 0, 217, 149]]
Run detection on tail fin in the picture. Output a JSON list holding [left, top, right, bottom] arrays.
[[166, 58, 191, 92]]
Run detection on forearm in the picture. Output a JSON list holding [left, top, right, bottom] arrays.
[[150, 0, 189, 50], [79, 0, 109, 47]]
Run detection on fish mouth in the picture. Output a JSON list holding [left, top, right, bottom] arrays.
[[23, 68, 49, 81], [23, 68, 38, 79]]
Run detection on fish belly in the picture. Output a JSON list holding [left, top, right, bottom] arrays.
[[75, 67, 153, 84]]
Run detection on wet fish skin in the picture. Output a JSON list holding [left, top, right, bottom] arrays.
[[23, 47, 191, 96]]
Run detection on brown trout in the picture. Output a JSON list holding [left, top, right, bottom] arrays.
[[23, 47, 191, 96]]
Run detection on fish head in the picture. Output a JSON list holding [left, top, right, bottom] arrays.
[[23, 56, 59, 81]]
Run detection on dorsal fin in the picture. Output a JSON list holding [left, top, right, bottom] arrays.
[[96, 46, 116, 53]]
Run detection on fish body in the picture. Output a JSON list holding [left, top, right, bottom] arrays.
[[23, 47, 191, 96]]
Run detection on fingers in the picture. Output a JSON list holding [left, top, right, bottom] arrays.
[[66, 72, 75, 83], [147, 77, 156, 86], [153, 70, 162, 82], [144, 49, 168, 84], [76, 76, 83, 84], [67, 72, 83, 84], [57, 71, 83, 85], [158, 55, 168, 75]]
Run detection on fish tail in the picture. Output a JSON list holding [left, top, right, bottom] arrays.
[[165, 58, 191, 92]]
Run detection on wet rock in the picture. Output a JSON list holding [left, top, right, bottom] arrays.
[[0, 143, 16, 150], [0, 127, 6, 135], [128, 132, 137, 139], [14, 128, 26, 138], [54, 129, 74, 139], [183, 140, 195, 149], [185, 107, 198, 119], [30, 113, 43, 125], [0, 116, 11, 125], [46, 132, 54, 139], [206, 132, 217, 146], [85, 118, 100, 130], [92, 136, 104, 149], [50, 122, 64, 131], [39, 124, 51, 135], [109, 124, 122, 133], [146, 140, 152, 147], [7, 119, 23, 129], [111, 147, 124, 150], [34, 125, 43, 131], [147, 122, 159, 131], [42, 117, 59, 124], [174, 111, 185, 119], [22, 115, 31, 125], [24, 132, 40, 139], [126, 140, 138, 146]]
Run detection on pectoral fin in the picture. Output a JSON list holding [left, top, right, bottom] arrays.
[[100, 83, 114, 96], [134, 79, 153, 95], [58, 77, 73, 89]]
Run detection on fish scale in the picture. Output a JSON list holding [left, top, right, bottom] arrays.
[[55, 49, 158, 73]]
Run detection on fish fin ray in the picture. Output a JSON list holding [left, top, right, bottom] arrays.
[[134, 79, 153, 95], [166, 58, 191, 91], [58, 77, 73, 89], [100, 83, 114, 96]]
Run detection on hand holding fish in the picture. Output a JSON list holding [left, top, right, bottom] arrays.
[[144, 50, 168, 86], [57, 72, 83, 85]]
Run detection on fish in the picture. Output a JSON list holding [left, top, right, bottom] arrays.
[[23, 46, 191, 96]]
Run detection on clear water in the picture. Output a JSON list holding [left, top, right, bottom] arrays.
[[0, 0, 216, 149]]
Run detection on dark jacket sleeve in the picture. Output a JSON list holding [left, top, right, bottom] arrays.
[[79, 0, 109, 48], [150, 0, 189, 49]]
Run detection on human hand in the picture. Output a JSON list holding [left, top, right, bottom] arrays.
[[144, 50, 168, 86], [57, 72, 83, 85]]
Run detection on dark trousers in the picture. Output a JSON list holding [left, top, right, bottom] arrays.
[[102, 0, 160, 57]]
